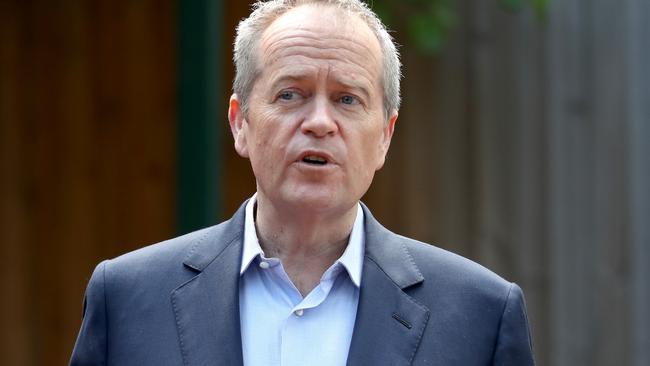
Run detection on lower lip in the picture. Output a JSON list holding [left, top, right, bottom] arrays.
[[294, 161, 337, 171]]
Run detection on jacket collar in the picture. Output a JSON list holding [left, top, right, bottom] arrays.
[[171, 201, 429, 366], [181, 201, 247, 272], [171, 201, 247, 366], [239, 195, 365, 287], [346, 204, 430, 366], [360, 202, 424, 289]]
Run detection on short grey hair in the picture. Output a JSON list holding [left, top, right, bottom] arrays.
[[233, 0, 401, 117]]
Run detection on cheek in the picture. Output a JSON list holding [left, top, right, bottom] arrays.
[[248, 115, 277, 152], [345, 135, 381, 178], [248, 122, 291, 170], [255, 108, 298, 144], [361, 127, 386, 162]]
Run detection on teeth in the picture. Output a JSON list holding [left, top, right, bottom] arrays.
[[303, 155, 327, 164]]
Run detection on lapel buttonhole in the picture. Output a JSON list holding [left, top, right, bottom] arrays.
[[391, 313, 412, 329]]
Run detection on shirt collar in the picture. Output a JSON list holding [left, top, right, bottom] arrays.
[[239, 193, 264, 275], [239, 193, 365, 287]]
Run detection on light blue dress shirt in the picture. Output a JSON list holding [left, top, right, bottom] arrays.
[[238, 194, 364, 366]]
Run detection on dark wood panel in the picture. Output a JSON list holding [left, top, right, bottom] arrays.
[[0, 2, 32, 364], [2, 0, 647, 365], [0, 1, 176, 364]]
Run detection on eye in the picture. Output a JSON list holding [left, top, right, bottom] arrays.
[[278, 90, 298, 101], [339, 94, 360, 105]]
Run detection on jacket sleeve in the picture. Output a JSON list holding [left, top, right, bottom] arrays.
[[69, 260, 109, 366], [491, 283, 536, 366]]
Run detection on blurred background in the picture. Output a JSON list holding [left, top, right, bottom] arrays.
[[1, 0, 648, 365]]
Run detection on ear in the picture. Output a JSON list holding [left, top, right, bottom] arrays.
[[375, 110, 398, 171], [228, 94, 250, 158]]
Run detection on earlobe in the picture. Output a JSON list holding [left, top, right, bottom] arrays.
[[228, 94, 249, 158], [384, 111, 397, 148]]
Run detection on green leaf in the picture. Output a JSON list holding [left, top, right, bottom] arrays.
[[373, 0, 548, 54], [530, 0, 549, 20], [408, 13, 446, 54]]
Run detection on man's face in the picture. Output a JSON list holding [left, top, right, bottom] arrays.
[[229, 5, 397, 216]]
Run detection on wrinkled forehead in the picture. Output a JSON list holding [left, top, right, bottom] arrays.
[[258, 4, 382, 73], [262, 5, 371, 41]]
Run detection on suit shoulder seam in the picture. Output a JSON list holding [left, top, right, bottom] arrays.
[[489, 281, 515, 363]]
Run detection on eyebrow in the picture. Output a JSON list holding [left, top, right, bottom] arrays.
[[332, 77, 372, 101], [269, 71, 373, 101], [269, 73, 309, 92]]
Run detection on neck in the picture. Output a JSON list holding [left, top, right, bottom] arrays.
[[254, 194, 358, 296]]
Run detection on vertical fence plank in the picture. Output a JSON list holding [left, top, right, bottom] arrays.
[[591, 1, 633, 364], [461, 0, 649, 364], [546, 0, 603, 364], [465, 1, 551, 363], [177, 0, 223, 234], [627, 1, 650, 364], [0, 1, 177, 364], [0, 2, 32, 363]]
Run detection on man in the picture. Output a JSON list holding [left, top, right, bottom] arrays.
[[71, 1, 535, 365]]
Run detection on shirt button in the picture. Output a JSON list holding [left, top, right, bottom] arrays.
[[259, 261, 270, 269], [294, 309, 304, 317]]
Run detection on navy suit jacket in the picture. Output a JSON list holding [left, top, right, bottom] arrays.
[[70, 202, 535, 365]]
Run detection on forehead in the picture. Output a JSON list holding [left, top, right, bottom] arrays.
[[257, 5, 382, 85]]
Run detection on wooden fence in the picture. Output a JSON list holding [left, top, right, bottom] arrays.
[[366, 1, 649, 365], [0, 0, 647, 365]]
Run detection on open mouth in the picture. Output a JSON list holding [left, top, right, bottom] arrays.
[[302, 155, 328, 166]]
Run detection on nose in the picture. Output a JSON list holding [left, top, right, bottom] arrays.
[[301, 96, 338, 137]]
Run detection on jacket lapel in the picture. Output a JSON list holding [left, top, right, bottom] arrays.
[[170, 204, 246, 366], [347, 205, 430, 366], [168, 202, 430, 366]]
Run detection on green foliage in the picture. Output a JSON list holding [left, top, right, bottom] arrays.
[[500, 0, 548, 19], [372, 0, 548, 54], [408, 0, 456, 54]]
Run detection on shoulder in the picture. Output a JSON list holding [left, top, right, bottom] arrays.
[[388, 235, 534, 364], [92, 212, 242, 301], [83, 225, 221, 302], [361, 204, 512, 298], [121, 225, 216, 262], [103, 225, 216, 279], [389, 232, 515, 305], [102, 201, 247, 281], [401, 235, 510, 292], [362, 211, 515, 311]]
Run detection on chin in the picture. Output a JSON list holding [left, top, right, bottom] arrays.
[[282, 190, 351, 215]]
